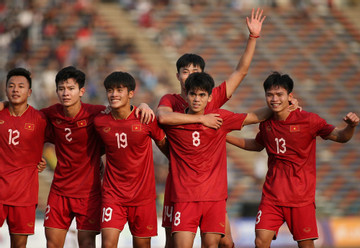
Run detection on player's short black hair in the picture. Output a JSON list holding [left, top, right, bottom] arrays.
[[55, 66, 86, 89], [263, 71, 294, 94], [185, 72, 214, 95], [176, 53, 205, 73], [6, 68, 32, 88], [103, 71, 136, 92]]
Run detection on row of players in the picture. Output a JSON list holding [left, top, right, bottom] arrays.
[[1, 8, 359, 248]]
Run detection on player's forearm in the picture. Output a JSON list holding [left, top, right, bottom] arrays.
[[156, 137, 170, 158], [244, 107, 272, 125], [226, 136, 263, 151], [331, 125, 356, 143], [157, 110, 202, 125], [226, 37, 257, 98]]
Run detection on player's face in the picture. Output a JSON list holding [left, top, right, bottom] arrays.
[[56, 79, 85, 107], [265, 86, 293, 114], [186, 88, 212, 115], [177, 64, 202, 90], [6, 76, 32, 106], [106, 85, 133, 110]]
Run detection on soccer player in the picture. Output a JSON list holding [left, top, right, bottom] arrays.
[[162, 72, 272, 248], [156, 9, 266, 248], [0, 68, 47, 248], [226, 72, 359, 248], [40, 66, 154, 248], [94, 71, 168, 248]]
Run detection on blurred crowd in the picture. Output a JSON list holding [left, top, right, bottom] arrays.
[[0, 0, 172, 111]]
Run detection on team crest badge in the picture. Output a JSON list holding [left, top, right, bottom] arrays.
[[132, 124, 142, 132], [24, 123, 35, 131], [0, 120, 4, 124], [77, 119, 87, 127], [290, 125, 300, 132], [266, 125, 272, 131], [56, 119, 62, 124], [103, 127, 111, 133]]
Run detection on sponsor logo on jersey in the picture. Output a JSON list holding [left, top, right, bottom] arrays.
[[303, 227, 311, 233], [219, 222, 225, 227], [24, 123, 35, 131], [0, 120, 4, 124], [77, 119, 87, 127], [103, 127, 111, 133], [146, 225, 154, 230], [132, 124, 142, 132], [27, 222, 34, 227], [290, 125, 300, 132]]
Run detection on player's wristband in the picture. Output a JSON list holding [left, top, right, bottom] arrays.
[[249, 34, 260, 38]]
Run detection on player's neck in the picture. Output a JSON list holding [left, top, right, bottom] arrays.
[[180, 89, 187, 101], [63, 102, 81, 118], [274, 110, 290, 121], [187, 108, 205, 115], [111, 105, 133, 120], [8, 102, 29, 117]]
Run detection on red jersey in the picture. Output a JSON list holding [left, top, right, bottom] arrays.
[[158, 81, 228, 111], [255, 109, 335, 207], [94, 106, 166, 206], [163, 109, 247, 202], [158, 82, 229, 204], [41, 103, 105, 198], [0, 106, 47, 206]]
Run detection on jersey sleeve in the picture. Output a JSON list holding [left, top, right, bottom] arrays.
[[40, 104, 53, 117], [207, 81, 229, 110], [311, 113, 336, 139], [148, 119, 166, 142], [255, 123, 265, 146], [219, 109, 247, 132], [158, 94, 174, 109]]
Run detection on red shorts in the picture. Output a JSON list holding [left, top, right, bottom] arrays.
[[255, 200, 318, 241], [172, 201, 226, 235], [0, 204, 36, 235], [162, 175, 173, 228], [44, 192, 101, 232], [101, 201, 157, 237]]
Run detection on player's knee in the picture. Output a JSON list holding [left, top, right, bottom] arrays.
[[78, 233, 96, 248], [254, 237, 270, 248], [102, 239, 117, 248], [297, 239, 315, 248], [218, 237, 234, 248]]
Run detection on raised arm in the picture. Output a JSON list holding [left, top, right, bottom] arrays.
[[243, 106, 272, 126], [226, 135, 264, 151], [325, 112, 359, 143], [156, 105, 223, 129], [225, 8, 266, 98]]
